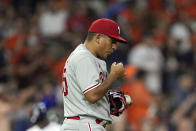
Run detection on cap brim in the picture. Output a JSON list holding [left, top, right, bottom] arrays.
[[109, 35, 127, 43]]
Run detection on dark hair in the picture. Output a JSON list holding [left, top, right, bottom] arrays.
[[86, 32, 97, 41]]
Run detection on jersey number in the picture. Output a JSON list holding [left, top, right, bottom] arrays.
[[62, 68, 68, 96]]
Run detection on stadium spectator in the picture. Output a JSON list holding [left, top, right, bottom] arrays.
[[112, 65, 153, 131], [127, 31, 164, 94], [27, 102, 61, 131]]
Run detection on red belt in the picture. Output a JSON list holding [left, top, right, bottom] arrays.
[[67, 116, 80, 120], [67, 116, 107, 128]]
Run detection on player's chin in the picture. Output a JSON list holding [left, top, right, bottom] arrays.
[[102, 52, 112, 59], [105, 53, 111, 59], [102, 56, 107, 60]]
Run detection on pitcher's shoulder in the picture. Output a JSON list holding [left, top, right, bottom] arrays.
[[68, 49, 92, 63]]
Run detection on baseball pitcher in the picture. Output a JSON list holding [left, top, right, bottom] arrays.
[[61, 18, 132, 131]]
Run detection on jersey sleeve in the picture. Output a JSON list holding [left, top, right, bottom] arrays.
[[75, 57, 101, 94]]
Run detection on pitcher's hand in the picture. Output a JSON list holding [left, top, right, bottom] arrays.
[[110, 62, 125, 79]]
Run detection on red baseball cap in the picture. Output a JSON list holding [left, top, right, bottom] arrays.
[[88, 18, 127, 43]]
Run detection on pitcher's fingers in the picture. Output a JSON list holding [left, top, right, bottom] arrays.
[[112, 62, 117, 66], [117, 62, 123, 66]]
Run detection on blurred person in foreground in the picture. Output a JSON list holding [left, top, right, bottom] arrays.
[[0, 84, 11, 131], [112, 65, 153, 131], [27, 102, 61, 131], [0, 83, 36, 131]]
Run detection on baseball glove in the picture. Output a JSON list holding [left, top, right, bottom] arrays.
[[108, 90, 129, 116]]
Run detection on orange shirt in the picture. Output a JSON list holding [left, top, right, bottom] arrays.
[[120, 80, 153, 131]]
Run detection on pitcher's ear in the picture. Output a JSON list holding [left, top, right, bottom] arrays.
[[95, 34, 102, 44]]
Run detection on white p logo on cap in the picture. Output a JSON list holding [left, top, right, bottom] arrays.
[[118, 26, 120, 34]]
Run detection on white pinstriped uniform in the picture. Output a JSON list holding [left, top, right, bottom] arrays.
[[61, 44, 112, 131]]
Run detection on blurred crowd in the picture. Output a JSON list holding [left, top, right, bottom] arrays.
[[0, 0, 195, 131]]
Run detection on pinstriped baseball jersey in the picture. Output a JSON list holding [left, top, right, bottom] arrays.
[[62, 44, 112, 122]]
